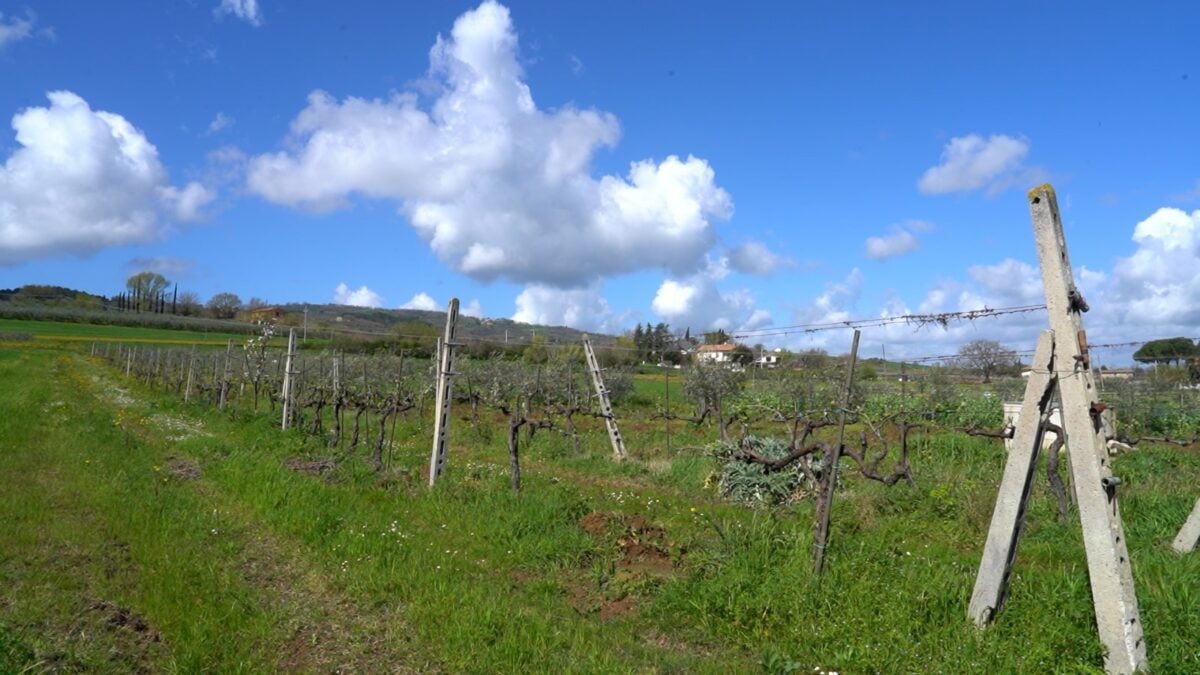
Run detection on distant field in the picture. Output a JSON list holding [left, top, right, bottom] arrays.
[[0, 318, 285, 347]]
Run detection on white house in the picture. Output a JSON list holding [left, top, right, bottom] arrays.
[[758, 350, 783, 368], [696, 343, 737, 365]]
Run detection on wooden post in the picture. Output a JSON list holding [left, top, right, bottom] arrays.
[[582, 335, 627, 461], [969, 185, 1146, 674], [281, 328, 296, 430], [812, 329, 860, 576], [218, 340, 233, 411], [1173, 497, 1200, 554], [184, 345, 196, 403], [664, 368, 671, 457], [428, 299, 460, 487]]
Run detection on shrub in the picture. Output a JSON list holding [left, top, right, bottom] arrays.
[[710, 436, 818, 508]]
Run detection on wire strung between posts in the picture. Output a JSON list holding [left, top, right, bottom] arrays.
[[732, 304, 1048, 340]]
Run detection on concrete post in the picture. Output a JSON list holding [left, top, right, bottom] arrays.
[[1029, 184, 1146, 673], [428, 299, 459, 487], [1173, 497, 1200, 554], [970, 330, 1056, 625]]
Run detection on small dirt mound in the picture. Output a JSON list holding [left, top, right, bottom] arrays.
[[165, 456, 202, 481], [578, 511, 611, 536], [286, 457, 336, 475], [618, 514, 670, 564], [87, 600, 160, 640]]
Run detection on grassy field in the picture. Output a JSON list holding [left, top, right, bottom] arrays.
[[0, 318, 298, 348], [1, 343, 1198, 672]]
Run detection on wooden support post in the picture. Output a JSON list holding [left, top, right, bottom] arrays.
[[812, 329, 860, 576], [184, 345, 196, 403], [428, 298, 460, 487], [582, 335, 627, 461], [969, 185, 1146, 674], [969, 330, 1056, 624], [218, 340, 233, 411], [1173, 497, 1200, 554], [281, 328, 296, 430]]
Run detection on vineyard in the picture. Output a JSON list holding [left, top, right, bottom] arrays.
[[0, 314, 1192, 671]]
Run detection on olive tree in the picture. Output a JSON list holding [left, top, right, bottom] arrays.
[[955, 339, 1015, 383]]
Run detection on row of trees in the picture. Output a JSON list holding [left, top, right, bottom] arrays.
[[122, 272, 256, 320]]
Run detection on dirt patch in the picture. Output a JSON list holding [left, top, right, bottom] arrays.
[[617, 514, 671, 570], [165, 455, 202, 481], [561, 575, 637, 621], [88, 600, 160, 638], [578, 511, 612, 536], [286, 457, 336, 475], [598, 595, 636, 620], [578, 512, 672, 570]]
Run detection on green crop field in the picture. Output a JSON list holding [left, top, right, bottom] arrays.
[[1, 342, 1198, 672], [0, 318, 297, 348]]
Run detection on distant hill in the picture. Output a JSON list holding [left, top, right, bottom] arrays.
[[0, 282, 617, 349], [276, 302, 615, 347]]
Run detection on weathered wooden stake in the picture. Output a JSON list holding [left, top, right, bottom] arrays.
[[281, 328, 296, 430], [184, 345, 196, 403], [1173, 498, 1200, 553], [811, 328, 860, 576], [582, 335, 627, 461], [969, 185, 1146, 674], [428, 298, 460, 487], [218, 340, 233, 411]]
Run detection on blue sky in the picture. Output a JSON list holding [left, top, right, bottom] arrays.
[[1, 0, 1198, 361]]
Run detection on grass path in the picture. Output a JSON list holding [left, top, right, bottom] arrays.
[[0, 349, 428, 672]]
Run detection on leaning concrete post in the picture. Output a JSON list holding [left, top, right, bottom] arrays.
[[428, 299, 460, 487], [1173, 497, 1200, 554]]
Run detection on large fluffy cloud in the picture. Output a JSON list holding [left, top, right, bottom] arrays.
[[1106, 207, 1200, 325], [247, 0, 731, 290], [0, 91, 213, 264], [917, 134, 1030, 195]]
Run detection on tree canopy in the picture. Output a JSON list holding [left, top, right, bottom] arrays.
[[1132, 337, 1198, 365], [955, 339, 1016, 383], [206, 292, 242, 319], [125, 272, 170, 311]]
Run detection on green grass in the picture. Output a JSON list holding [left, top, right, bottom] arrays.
[[0, 317, 259, 346], [1, 343, 1199, 672]]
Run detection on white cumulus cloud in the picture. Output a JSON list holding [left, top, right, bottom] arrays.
[[651, 259, 772, 333], [247, 0, 731, 290], [1107, 207, 1200, 325], [512, 284, 620, 332], [462, 298, 484, 318], [726, 241, 792, 275], [865, 228, 919, 260], [333, 282, 384, 308], [215, 0, 262, 26], [918, 134, 1030, 195], [0, 91, 213, 265], [400, 292, 440, 311]]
